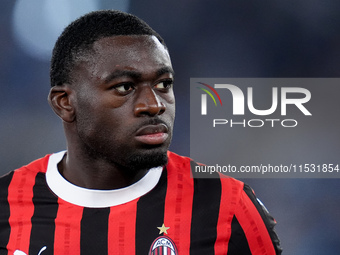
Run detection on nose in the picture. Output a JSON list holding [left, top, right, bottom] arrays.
[[134, 86, 166, 117]]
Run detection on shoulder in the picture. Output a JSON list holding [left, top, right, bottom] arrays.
[[3, 154, 51, 175], [166, 150, 245, 194], [166, 151, 192, 170], [0, 154, 52, 189]]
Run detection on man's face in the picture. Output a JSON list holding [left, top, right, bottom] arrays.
[[70, 35, 175, 171]]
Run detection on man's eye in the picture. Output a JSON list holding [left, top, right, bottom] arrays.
[[114, 83, 135, 94], [154, 80, 173, 90]]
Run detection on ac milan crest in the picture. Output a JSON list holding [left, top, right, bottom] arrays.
[[148, 236, 178, 255]]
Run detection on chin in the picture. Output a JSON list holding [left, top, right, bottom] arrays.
[[126, 148, 168, 171]]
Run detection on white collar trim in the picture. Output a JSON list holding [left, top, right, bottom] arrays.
[[45, 151, 163, 208]]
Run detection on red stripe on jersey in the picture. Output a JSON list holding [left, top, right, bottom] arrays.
[[163, 152, 193, 253], [108, 199, 138, 254], [54, 198, 83, 255], [215, 175, 244, 254], [6, 169, 39, 253], [235, 189, 276, 255]]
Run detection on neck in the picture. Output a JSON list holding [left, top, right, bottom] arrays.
[[58, 147, 149, 190]]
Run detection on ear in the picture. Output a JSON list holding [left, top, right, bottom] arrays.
[[48, 85, 76, 123]]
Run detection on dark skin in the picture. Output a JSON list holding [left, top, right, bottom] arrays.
[[48, 35, 175, 190]]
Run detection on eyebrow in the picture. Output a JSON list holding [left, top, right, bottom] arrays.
[[104, 66, 175, 84], [156, 66, 175, 77], [104, 70, 142, 83]]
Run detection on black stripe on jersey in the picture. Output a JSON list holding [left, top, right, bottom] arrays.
[[29, 172, 59, 255], [135, 168, 167, 255], [243, 184, 282, 255], [81, 207, 110, 255], [0, 172, 14, 255], [190, 160, 222, 255], [227, 216, 251, 255]]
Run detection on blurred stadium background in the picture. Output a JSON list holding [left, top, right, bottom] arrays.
[[1, 1, 340, 254]]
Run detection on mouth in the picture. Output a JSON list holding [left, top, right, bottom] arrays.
[[135, 123, 169, 145]]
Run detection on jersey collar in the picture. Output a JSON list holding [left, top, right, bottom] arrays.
[[45, 151, 163, 208]]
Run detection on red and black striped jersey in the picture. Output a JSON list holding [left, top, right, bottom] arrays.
[[0, 151, 282, 255]]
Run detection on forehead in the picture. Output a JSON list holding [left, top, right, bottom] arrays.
[[92, 35, 167, 57], [77, 35, 172, 78]]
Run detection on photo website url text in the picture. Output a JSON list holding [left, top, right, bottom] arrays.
[[195, 163, 339, 175]]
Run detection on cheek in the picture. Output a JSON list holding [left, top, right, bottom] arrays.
[[76, 90, 129, 119], [77, 99, 133, 138], [167, 103, 176, 119], [75, 107, 126, 151], [165, 94, 176, 117]]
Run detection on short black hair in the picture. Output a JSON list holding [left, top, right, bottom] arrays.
[[50, 10, 166, 87]]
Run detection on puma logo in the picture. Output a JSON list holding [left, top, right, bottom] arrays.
[[14, 246, 46, 255]]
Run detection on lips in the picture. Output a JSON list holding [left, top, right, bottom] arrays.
[[135, 123, 169, 145]]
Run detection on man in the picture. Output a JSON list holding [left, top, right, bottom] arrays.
[[0, 10, 281, 255]]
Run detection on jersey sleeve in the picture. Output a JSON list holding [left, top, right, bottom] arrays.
[[228, 183, 282, 255]]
